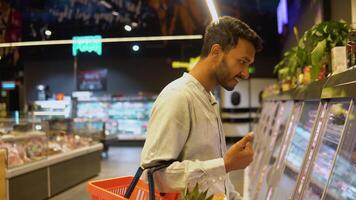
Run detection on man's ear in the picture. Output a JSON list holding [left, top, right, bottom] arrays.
[[209, 44, 222, 58]]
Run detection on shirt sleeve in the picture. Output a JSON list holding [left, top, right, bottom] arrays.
[[140, 89, 227, 192], [226, 178, 243, 200]]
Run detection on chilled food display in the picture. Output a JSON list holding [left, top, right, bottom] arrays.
[[253, 101, 294, 200], [285, 103, 319, 170], [323, 101, 356, 200], [75, 98, 154, 136], [249, 102, 279, 189], [272, 102, 321, 200], [301, 102, 351, 200], [76, 102, 109, 119], [0, 131, 47, 168], [109, 101, 153, 120], [271, 101, 294, 159], [0, 117, 99, 169], [33, 99, 72, 118], [48, 133, 95, 154]]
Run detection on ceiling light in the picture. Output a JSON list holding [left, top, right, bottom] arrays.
[[124, 25, 132, 32], [205, 0, 219, 23], [0, 35, 203, 48], [100, 0, 112, 9], [132, 45, 139, 51], [112, 11, 119, 16], [37, 85, 45, 90], [44, 30, 52, 36], [131, 22, 138, 27]]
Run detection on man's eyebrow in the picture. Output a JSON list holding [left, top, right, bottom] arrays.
[[240, 56, 252, 63]]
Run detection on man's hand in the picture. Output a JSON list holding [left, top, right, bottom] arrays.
[[224, 132, 254, 173]]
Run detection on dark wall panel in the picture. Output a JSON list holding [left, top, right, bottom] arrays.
[[24, 57, 185, 102]]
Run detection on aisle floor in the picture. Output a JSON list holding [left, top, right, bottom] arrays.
[[50, 146, 244, 200]]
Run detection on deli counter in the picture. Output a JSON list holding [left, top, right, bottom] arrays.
[[0, 117, 102, 200], [246, 68, 356, 200]]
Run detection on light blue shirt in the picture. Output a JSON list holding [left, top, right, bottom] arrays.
[[141, 73, 241, 199]]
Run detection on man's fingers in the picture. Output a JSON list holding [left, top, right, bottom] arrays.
[[240, 132, 254, 144], [245, 142, 253, 151]]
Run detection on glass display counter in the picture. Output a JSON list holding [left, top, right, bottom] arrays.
[[323, 99, 356, 200], [0, 117, 102, 200], [249, 68, 356, 200], [254, 101, 294, 200], [74, 96, 155, 140], [297, 100, 351, 200], [271, 101, 322, 200]]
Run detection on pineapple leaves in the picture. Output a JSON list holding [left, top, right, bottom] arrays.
[[181, 183, 214, 200]]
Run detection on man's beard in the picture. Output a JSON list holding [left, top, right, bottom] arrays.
[[215, 57, 235, 91]]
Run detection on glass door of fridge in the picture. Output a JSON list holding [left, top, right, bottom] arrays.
[[321, 99, 356, 200], [270, 101, 325, 200], [253, 100, 294, 200], [249, 101, 280, 193], [295, 100, 352, 200], [265, 101, 303, 200]]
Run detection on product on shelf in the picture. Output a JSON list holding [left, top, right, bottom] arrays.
[[0, 131, 47, 168], [272, 102, 320, 200], [75, 97, 155, 136], [0, 117, 99, 168]]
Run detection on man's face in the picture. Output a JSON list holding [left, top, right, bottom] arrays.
[[215, 38, 256, 91]]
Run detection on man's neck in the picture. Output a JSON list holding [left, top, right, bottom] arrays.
[[189, 58, 216, 92]]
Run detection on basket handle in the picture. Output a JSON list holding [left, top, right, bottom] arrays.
[[124, 167, 144, 199], [124, 160, 176, 200]]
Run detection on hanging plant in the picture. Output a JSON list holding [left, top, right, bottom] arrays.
[[299, 21, 350, 80]]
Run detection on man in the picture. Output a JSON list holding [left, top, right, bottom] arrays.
[[141, 16, 263, 199]]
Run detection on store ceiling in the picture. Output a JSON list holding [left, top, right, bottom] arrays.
[[17, 0, 279, 41], [3, 0, 281, 78]]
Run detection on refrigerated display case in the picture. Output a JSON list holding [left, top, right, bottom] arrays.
[[76, 101, 109, 119], [74, 96, 155, 140], [33, 98, 72, 119], [248, 68, 356, 200], [0, 119, 47, 169], [250, 101, 281, 195], [252, 101, 294, 200], [271, 101, 323, 200], [0, 117, 102, 200], [249, 102, 279, 190], [322, 99, 356, 200], [109, 99, 153, 137], [295, 100, 352, 200]]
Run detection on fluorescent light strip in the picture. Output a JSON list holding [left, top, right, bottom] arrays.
[[0, 35, 203, 48], [206, 0, 219, 22]]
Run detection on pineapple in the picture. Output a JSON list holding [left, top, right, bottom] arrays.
[[180, 183, 226, 200]]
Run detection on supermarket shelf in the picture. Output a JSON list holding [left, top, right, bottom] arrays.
[[285, 161, 300, 174], [33, 111, 67, 116], [1, 132, 46, 142], [6, 143, 103, 178], [308, 176, 339, 200], [322, 67, 356, 99]]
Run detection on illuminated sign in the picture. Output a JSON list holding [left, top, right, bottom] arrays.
[[277, 0, 288, 34], [1, 81, 16, 90], [172, 56, 200, 71], [72, 35, 102, 56], [249, 67, 256, 74]]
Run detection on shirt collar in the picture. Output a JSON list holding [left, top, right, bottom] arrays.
[[182, 73, 217, 105]]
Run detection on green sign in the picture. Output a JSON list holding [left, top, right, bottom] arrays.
[[72, 35, 102, 56]]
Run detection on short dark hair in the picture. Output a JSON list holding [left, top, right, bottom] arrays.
[[200, 16, 263, 57]]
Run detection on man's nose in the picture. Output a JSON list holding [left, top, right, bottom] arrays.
[[241, 67, 249, 79]]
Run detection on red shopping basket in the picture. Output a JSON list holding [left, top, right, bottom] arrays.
[[87, 166, 179, 200]]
